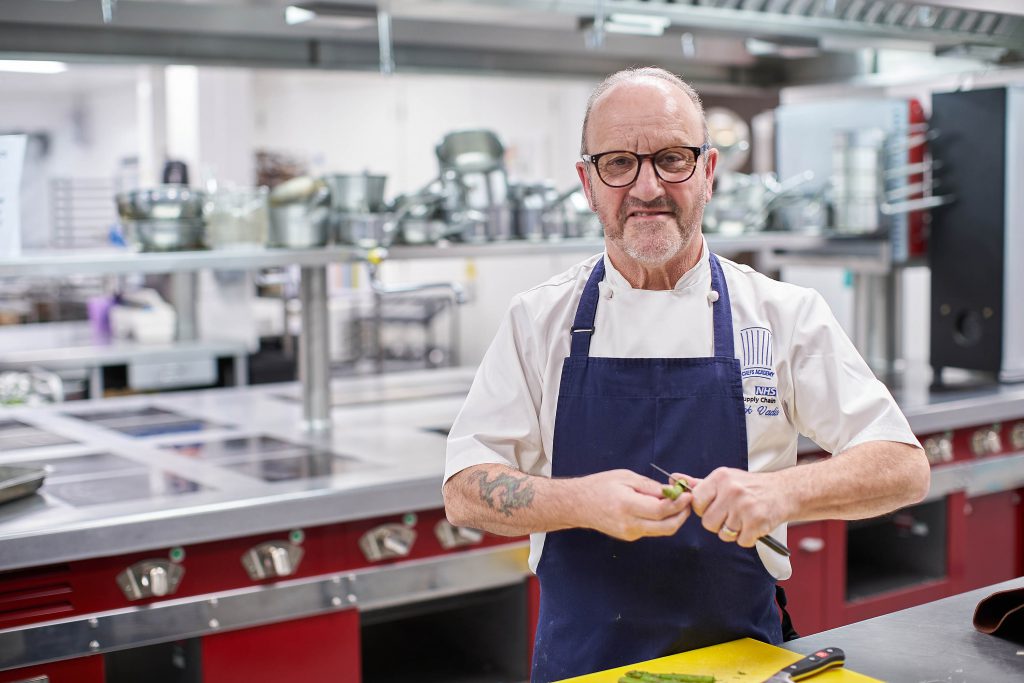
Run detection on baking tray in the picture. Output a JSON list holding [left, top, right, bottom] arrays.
[[0, 465, 47, 505]]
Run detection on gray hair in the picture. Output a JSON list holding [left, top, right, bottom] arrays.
[[580, 66, 710, 154]]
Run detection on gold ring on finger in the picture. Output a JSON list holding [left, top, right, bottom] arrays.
[[720, 524, 740, 539]]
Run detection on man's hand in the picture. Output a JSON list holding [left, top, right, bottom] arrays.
[[682, 468, 788, 548], [576, 469, 693, 541]]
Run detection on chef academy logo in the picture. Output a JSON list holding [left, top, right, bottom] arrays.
[[740, 327, 780, 417]]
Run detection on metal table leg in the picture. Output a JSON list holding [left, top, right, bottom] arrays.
[[299, 265, 331, 432]]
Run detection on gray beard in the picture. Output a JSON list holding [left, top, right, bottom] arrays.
[[593, 184, 706, 267]]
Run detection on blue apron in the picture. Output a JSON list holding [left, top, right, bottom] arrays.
[[531, 253, 782, 683]]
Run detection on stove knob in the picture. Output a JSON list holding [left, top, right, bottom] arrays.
[[971, 426, 1002, 457], [359, 523, 417, 562], [145, 565, 169, 597], [241, 541, 304, 581], [116, 560, 184, 601], [1011, 422, 1024, 451], [435, 520, 485, 549], [922, 433, 954, 465]]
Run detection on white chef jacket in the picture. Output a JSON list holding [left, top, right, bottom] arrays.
[[444, 238, 921, 580]]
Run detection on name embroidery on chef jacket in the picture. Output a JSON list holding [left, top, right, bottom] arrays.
[[740, 326, 780, 417]]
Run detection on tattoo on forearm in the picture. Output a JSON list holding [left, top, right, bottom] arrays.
[[470, 471, 535, 517]]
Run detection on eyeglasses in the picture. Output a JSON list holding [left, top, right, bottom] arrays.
[[581, 143, 711, 188]]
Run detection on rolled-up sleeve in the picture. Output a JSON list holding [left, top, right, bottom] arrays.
[[444, 296, 546, 486], [787, 291, 920, 455]]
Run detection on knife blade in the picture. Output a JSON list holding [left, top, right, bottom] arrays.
[[761, 647, 845, 682], [650, 463, 791, 557]]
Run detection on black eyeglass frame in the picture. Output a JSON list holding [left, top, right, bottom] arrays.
[[581, 143, 712, 188]]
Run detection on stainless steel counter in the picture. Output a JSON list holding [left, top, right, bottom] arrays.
[[785, 577, 1024, 680], [0, 367, 1023, 573]]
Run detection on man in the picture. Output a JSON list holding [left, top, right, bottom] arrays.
[[443, 67, 930, 682]]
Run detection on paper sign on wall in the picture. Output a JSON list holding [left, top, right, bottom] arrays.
[[0, 134, 28, 258]]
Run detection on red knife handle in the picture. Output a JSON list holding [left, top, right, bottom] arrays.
[[783, 647, 845, 681]]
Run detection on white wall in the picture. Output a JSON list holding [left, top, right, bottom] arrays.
[[0, 77, 138, 247], [251, 69, 592, 198]]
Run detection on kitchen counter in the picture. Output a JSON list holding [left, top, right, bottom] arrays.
[[1, 367, 1023, 572], [785, 577, 1024, 680]]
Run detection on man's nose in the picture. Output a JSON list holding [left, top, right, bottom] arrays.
[[629, 158, 666, 201]]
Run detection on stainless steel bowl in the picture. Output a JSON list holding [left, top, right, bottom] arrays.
[[116, 185, 206, 221], [268, 204, 331, 248], [124, 219, 207, 252], [435, 129, 505, 173], [322, 173, 388, 214]]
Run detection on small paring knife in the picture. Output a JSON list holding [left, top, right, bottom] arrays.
[[761, 647, 845, 682], [650, 463, 791, 557]]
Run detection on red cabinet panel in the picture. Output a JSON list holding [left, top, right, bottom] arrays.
[[782, 521, 828, 636], [962, 489, 1023, 592], [202, 609, 360, 682], [0, 655, 103, 683]]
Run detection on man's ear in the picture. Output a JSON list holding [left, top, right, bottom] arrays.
[[577, 161, 596, 211], [703, 148, 718, 202]]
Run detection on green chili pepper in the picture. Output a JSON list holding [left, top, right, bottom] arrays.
[[661, 481, 685, 500], [622, 671, 716, 683]]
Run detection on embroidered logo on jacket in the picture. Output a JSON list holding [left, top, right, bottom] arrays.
[[739, 326, 775, 380]]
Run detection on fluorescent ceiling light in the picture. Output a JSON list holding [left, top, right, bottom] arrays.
[[285, 6, 316, 25], [0, 60, 67, 74], [745, 37, 819, 58], [285, 3, 378, 29], [605, 13, 671, 36]]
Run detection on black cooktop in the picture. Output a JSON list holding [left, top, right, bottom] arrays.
[[65, 406, 226, 438]]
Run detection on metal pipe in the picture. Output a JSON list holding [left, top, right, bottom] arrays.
[[299, 266, 331, 432], [170, 271, 198, 341]]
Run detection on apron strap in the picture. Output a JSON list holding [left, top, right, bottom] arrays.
[[569, 253, 735, 359], [569, 258, 604, 357], [708, 253, 735, 359]]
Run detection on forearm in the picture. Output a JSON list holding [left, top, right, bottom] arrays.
[[443, 463, 586, 536], [778, 440, 931, 522]]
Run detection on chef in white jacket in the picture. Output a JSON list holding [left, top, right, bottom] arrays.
[[443, 66, 930, 682]]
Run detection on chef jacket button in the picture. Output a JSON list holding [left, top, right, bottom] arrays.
[[605, 288, 614, 299], [707, 290, 720, 303]]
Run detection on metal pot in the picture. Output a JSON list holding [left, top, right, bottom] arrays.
[[335, 213, 396, 248], [322, 173, 388, 213], [268, 204, 331, 248], [124, 219, 206, 252], [116, 185, 206, 221], [436, 130, 505, 173]]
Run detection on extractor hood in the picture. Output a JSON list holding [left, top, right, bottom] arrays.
[[0, 0, 1020, 88]]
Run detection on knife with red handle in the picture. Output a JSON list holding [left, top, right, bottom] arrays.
[[761, 647, 845, 682]]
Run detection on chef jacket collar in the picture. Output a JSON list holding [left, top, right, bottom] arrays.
[[602, 236, 711, 293]]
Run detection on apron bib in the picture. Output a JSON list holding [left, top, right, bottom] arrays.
[[531, 254, 781, 682]]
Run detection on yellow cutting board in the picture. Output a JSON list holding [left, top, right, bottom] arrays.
[[557, 638, 883, 682]]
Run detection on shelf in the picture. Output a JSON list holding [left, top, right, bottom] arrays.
[[0, 233, 839, 277], [387, 232, 831, 260], [0, 246, 366, 277]]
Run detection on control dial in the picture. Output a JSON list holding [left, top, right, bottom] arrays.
[[1011, 422, 1024, 451], [241, 541, 304, 580], [359, 523, 417, 562], [970, 425, 1002, 457], [922, 432, 954, 464], [435, 520, 485, 549], [116, 560, 184, 601]]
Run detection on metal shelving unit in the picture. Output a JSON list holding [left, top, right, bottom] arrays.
[[0, 232, 848, 430]]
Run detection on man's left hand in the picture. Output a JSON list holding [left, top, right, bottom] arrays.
[[681, 468, 789, 548]]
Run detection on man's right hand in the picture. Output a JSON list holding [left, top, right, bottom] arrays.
[[574, 469, 692, 541]]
